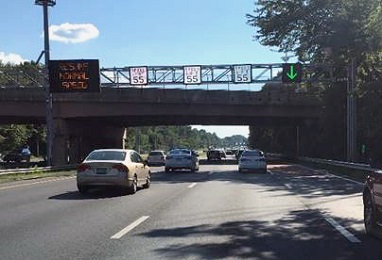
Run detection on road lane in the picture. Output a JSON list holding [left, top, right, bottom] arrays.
[[0, 167, 204, 260], [0, 163, 381, 259]]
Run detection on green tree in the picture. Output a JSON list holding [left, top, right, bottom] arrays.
[[247, 0, 382, 160]]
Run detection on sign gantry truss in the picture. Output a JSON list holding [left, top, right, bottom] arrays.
[[100, 63, 335, 87], [0, 63, 335, 88]]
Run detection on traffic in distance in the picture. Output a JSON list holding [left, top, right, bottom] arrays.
[[73, 145, 382, 243], [2, 146, 382, 259], [75, 146, 267, 195]]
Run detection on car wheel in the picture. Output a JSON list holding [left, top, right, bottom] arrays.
[[239, 168, 243, 173], [165, 167, 170, 173], [364, 192, 378, 236], [78, 185, 89, 194], [190, 166, 196, 173], [143, 174, 151, 189], [129, 176, 137, 194]]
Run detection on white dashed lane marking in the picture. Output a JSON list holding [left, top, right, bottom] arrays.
[[188, 183, 197, 188], [110, 216, 150, 239]]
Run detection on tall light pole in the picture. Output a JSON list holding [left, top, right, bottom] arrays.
[[35, 0, 56, 166]]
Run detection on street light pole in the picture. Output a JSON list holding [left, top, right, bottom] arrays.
[[35, 0, 56, 166], [347, 58, 357, 162]]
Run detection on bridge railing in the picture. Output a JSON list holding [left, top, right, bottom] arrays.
[[0, 65, 45, 88]]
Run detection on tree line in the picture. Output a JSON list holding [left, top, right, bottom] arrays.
[[246, 0, 382, 162], [0, 124, 247, 157]]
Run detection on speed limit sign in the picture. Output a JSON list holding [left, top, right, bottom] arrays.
[[233, 65, 252, 83], [129, 66, 148, 85], [183, 66, 201, 84]]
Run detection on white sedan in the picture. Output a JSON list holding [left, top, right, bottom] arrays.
[[238, 149, 267, 173], [76, 149, 151, 194], [165, 149, 199, 173]]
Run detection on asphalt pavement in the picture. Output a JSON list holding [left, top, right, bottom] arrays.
[[0, 163, 381, 259]]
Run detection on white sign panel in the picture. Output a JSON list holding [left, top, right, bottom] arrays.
[[129, 66, 148, 85], [183, 66, 201, 84], [233, 65, 252, 83]]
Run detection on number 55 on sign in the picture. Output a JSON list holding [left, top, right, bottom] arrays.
[[129, 66, 148, 85]]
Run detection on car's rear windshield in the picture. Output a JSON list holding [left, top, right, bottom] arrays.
[[149, 151, 163, 156], [169, 149, 190, 155], [86, 151, 126, 161], [242, 151, 263, 157]]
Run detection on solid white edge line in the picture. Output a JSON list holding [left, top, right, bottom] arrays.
[[295, 164, 363, 185], [188, 183, 197, 188], [110, 216, 150, 240], [323, 216, 361, 243]]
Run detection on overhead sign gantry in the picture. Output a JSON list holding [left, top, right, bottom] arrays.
[[99, 63, 333, 87]]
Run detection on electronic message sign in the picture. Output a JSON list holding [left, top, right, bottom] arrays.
[[49, 59, 100, 93], [282, 63, 303, 83]]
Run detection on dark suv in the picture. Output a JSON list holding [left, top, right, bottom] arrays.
[[2, 148, 31, 163], [207, 149, 226, 161], [363, 163, 382, 238]]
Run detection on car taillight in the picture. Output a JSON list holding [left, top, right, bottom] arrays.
[[78, 164, 91, 172], [113, 164, 129, 172]]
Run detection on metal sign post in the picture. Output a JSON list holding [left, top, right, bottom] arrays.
[[35, 0, 56, 166]]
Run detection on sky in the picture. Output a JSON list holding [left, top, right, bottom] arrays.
[[1, 0, 288, 139]]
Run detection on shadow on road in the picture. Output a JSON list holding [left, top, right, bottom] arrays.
[[151, 163, 362, 199], [138, 209, 368, 259], [48, 187, 142, 200]]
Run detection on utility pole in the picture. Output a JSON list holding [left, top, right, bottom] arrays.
[[35, 0, 55, 166], [347, 58, 357, 162]]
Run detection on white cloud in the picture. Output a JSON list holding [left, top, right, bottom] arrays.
[[0, 52, 28, 65], [49, 23, 99, 43]]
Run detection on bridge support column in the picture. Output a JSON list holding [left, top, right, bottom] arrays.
[[51, 120, 126, 166], [79, 125, 126, 159], [52, 119, 70, 166]]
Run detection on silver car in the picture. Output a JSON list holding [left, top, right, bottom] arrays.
[[238, 149, 267, 173], [147, 150, 166, 166], [77, 149, 151, 194], [165, 149, 199, 173]]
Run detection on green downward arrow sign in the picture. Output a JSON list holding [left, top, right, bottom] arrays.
[[287, 65, 298, 80]]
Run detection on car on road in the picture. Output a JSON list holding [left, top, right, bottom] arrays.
[[363, 163, 382, 238], [76, 149, 151, 195], [235, 149, 245, 161], [165, 148, 199, 172], [207, 149, 226, 161], [147, 150, 166, 166], [2, 147, 31, 163], [238, 149, 267, 173]]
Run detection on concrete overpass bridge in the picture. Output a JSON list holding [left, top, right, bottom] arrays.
[[0, 83, 321, 165]]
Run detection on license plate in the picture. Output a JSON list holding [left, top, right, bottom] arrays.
[[96, 168, 107, 174]]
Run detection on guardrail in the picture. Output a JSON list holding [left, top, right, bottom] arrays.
[[0, 164, 77, 176], [267, 153, 373, 182]]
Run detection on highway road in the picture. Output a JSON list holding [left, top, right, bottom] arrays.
[[0, 163, 381, 259]]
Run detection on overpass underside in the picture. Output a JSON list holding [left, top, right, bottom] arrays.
[[0, 85, 321, 165]]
